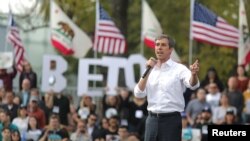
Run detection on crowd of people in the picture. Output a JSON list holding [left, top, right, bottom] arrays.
[[183, 65, 250, 141], [0, 60, 250, 141]]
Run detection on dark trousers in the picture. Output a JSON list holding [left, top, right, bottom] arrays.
[[144, 112, 182, 141]]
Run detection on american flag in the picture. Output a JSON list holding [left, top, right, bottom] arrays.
[[191, 2, 239, 48], [7, 15, 25, 72], [93, 1, 126, 55]]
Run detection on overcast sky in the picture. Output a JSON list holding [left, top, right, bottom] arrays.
[[0, 0, 38, 15], [0, 1, 9, 13]]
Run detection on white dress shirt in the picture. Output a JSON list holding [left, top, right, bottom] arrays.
[[134, 59, 200, 113]]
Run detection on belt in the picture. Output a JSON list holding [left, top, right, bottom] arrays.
[[148, 111, 180, 117]]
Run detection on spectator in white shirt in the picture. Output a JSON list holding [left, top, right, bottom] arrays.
[[25, 116, 42, 141], [134, 34, 200, 141], [206, 83, 221, 111], [12, 106, 29, 139], [70, 120, 91, 141]]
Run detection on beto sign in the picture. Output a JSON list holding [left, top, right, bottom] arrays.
[[41, 54, 146, 96]]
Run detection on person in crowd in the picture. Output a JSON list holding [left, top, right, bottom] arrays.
[[25, 116, 42, 141], [1, 91, 19, 121], [242, 79, 250, 123], [27, 96, 46, 129], [206, 83, 221, 112], [128, 96, 147, 134], [70, 120, 91, 141], [17, 78, 31, 107], [212, 93, 237, 124], [77, 95, 96, 120], [117, 88, 131, 124], [102, 95, 120, 118], [92, 117, 109, 141], [100, 117, 109, 131], [0, 66, 17, 91], [235, 65, 249, 93], [44, 92, 70, 126], [105, 116, 120, 141], [13, 96, 21, 106], [86, 113, 99, 140], [222, 108, 238, 125], [0, 110, 18, 140], [19, 61, 37, 90], [38, 114, 69, 141], [0, 88, 5, 104], [12, 106, 29, 139], [193, 107, 213, 141], [66, 95, 78, 133], [186, 88, 211, 126], [11, 130, 21, 141], [181, 112, 193, 141], [225, 76, 244, 123], [118, 125, 129, 141], [200, 67, 224, 92], [126, 132, 141, 141], [93, 136, 105, 141], [1, 127, 11, 141], [30, 88, 48, 123]]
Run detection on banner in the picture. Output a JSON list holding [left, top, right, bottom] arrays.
[[50, 1, 92, 58], [0, 52, 13, 69]]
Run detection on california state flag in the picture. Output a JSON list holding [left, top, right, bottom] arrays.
[[50, 1, 92, 58], [142, 0, 180, 62], [238, 0, 250, 66]]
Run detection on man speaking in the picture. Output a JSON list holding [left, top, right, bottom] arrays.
[[134, 34, 200, 141]]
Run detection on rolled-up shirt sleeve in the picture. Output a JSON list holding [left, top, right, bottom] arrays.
[[181, 67, 200, 90], [134, 84, 147, 98], [189, 80, 200, 90]]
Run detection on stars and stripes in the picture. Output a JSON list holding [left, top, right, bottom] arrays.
[[93, 0, 126, 55], [191, 2, 239, 48], [7, 15, 25, 71]]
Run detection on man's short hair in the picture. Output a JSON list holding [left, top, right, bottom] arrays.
[[155, 34, 175, 48], [49, 113, 60, 120], [119, 125, 128, 130]]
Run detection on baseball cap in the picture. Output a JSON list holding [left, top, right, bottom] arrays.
[[202, 107, 211, 113], [226, 108, 235, 115]]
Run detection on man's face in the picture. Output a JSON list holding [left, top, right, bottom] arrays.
[[22, 79, 31, 90], [2, 129, 11, 139], [29, 101, 38, 109], [0, 113, 8, 123], [88, 115, 97, 125], [155, 38, 172, 61], [77, 122, 86, 133], [118, 128, 128, 139], [5, 92, 14, 104], [50, 118, 59, 129], [228, 77, 238, 89]]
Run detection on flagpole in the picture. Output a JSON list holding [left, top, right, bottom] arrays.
[[4, 0, 11, 52], [93, 0, 99, 88], [140, 0, 144, 56], [238, 0, 245, 65], [238, 0, 242, 65], [189, 0, 195, 66]]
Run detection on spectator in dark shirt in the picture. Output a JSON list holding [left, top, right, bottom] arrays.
[[19, 62, 37, 90], [1, 91, 19, 121], [0, 66, 17, 91], [200, 67, 224, 92]]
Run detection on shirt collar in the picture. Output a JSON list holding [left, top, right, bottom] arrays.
[[162, 59, 174, 68]]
